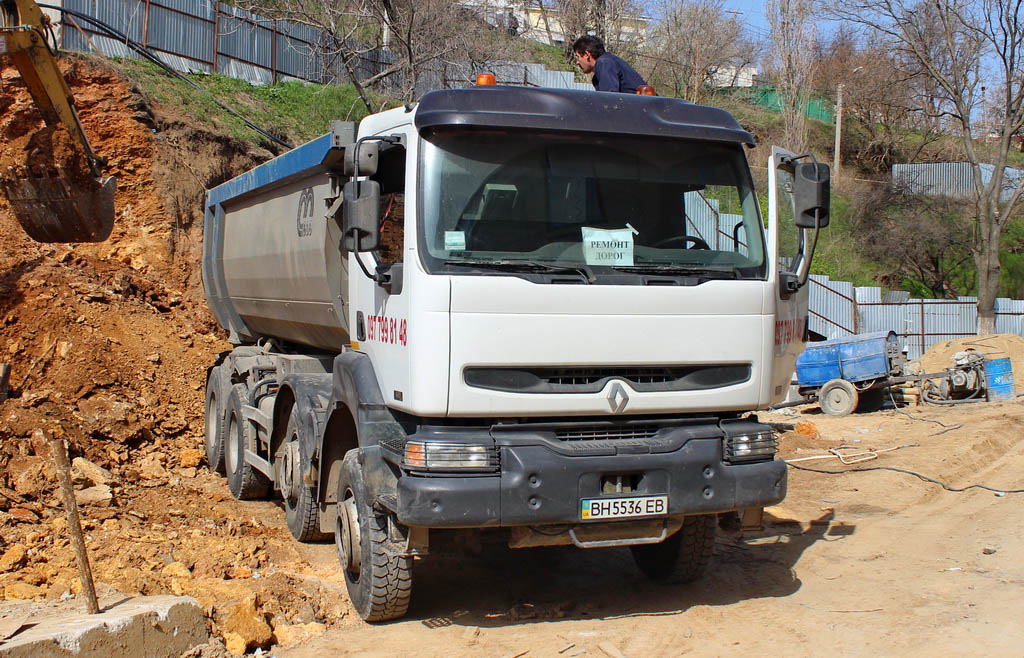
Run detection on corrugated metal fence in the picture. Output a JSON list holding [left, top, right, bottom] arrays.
[[809, 274, 1024, 359], [55, 0, 588, 95], [891, 162, 1024, 202]]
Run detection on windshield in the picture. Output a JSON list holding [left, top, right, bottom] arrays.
[[418, 129, 766, 281]]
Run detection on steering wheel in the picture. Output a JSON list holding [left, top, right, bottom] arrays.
[[652, 235, 711, 250]]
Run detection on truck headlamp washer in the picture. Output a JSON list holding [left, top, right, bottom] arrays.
[[403, 440, 498, 472], [723, 430, 777, 463]]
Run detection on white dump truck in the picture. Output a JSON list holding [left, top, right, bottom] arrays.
[[201, 81, 830, 621]]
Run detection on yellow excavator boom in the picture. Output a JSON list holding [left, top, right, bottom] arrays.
[[0, 0, 115, 242]]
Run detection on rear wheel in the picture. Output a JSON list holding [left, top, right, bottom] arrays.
[[631, 514, 716, 584], [820, 378, 859, 416], [225, 384, 270, 500], [336, 451, 412, 622], [204, 368, 226, 473], [280, 407, 328, 542]]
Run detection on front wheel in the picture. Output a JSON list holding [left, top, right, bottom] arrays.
[[336, 451, 412, 622], [630, 514, 716, 584]]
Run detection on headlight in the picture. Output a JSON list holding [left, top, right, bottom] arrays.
[[724, 431, 777, 463], [403, 441, 498, 472]]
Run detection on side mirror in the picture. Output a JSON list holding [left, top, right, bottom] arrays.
[[343, 141, 380, 177], [343, 180, 380, 252], [793, 162, 830, 229]]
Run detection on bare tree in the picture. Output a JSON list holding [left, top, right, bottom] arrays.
[[555, 0, 646, 57], [813, 31, 942, 171], [232, 1, 381, 112], [766, 0, 816, 152], [851, 183, 975, 297], [831, 0, 1024, 334], [645, 0, 757, 103]]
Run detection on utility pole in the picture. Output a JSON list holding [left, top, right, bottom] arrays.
[[833, 82, 843, 181]]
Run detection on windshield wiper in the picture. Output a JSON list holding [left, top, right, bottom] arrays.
[[611, 264, 740, 279], [445, 259, 596, 283]]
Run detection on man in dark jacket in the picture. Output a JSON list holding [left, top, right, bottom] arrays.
[[572, 35, 647, 94]]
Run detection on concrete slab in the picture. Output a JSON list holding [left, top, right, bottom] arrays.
[[0, 594, 207, 658]]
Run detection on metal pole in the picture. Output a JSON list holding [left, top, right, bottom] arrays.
[[48, 432, 99, 614], [271, 20, 278, 83], [212, 1, 220, 74], [833, 82, 843, 181], [143, 0, 151, 47]]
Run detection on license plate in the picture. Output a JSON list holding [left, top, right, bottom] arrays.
[[580, 495, 668, 520]]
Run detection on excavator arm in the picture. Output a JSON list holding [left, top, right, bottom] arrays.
[[0, 0, 115, 242]]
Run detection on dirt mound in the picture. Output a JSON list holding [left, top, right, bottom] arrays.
[[912, 333, 1024, 393], [0, 55, 350, 641]]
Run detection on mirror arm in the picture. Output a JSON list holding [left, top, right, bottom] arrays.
[[353, 251, 386, 284]]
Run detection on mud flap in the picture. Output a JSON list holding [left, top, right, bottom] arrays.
[[1, 170, 115, 242]]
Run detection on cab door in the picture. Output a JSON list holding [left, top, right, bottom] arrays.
[[766, 146, 810, 403]]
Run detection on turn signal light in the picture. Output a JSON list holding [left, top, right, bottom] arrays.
[[476, 73, 497, 86], [636, 85, 657, 96]]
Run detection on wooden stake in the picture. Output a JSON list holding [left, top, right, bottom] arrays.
[[48, 432, 99, 614]]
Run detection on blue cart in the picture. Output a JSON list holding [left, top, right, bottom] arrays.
[[795, 331, 904, 415]]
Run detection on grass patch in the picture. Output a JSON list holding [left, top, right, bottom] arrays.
[[115, 58, 400, 147]]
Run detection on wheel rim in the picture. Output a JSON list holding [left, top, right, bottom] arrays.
[[336, 493, 361, 578], [205, 392, 217, 453], [281, 439, 300, 509], [825, 387, 853, 412], [226, 411, 240, 474]]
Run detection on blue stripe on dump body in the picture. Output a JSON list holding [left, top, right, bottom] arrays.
[[205, 132, 335, 208]]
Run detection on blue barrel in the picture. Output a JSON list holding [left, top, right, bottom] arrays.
[[984, 358, 1015, 401]]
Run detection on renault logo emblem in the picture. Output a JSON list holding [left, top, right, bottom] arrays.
[[607, 382, 629, 414]]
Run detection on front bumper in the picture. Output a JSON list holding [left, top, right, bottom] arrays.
[[393, 422, 786, 528]]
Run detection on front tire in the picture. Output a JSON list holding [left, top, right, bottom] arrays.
[[225, 384, 270, 500], [631, 514, 716, 584], [336, 451, 412, 622]]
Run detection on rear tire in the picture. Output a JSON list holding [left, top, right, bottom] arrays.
[[225, 384, 270, 500], [281, 407, 328, 542], [820, 378, 859, 416], [336, 451, 412, 622], [204, 367, 226, 473], [631, 514, 716, 584]]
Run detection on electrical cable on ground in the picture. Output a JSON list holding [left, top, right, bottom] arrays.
[[36, 3, 293, 149], [786, 461, 1024, 495]]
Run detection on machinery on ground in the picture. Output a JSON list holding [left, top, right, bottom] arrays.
[[201, 80, 831, 621], [797, 332, 1014, 415], [0, 0, 115, 242]]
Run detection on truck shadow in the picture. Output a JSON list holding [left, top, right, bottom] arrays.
[[407, 511, 848, 628]]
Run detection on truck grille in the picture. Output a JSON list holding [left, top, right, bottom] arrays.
[[554, 424, 661, 441], [464, 365, 750, 393]]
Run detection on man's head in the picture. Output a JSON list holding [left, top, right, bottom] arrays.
[[573, 35, 605, 74]]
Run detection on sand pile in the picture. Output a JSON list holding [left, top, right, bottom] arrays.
[[911, 333, 1024, 393]]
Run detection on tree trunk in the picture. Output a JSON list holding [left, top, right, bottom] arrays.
[[974, 216, 1002, 336]]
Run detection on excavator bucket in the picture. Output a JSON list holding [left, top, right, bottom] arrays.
[[0, 168, 115, 242], [0, 0, 117, 243]]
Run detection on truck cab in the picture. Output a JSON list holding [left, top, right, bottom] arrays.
[[202, 84, 829, 622]]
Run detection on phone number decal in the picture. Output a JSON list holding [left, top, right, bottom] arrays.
[[367, 315, 407, 346]]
